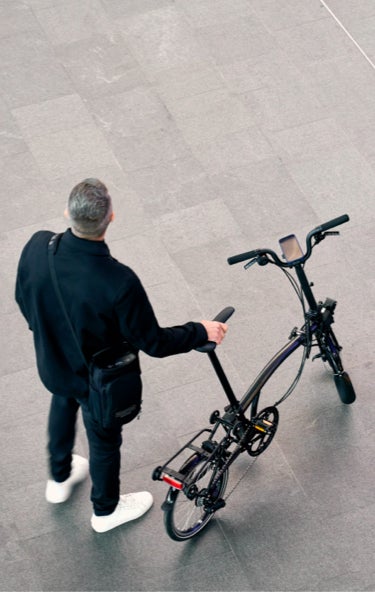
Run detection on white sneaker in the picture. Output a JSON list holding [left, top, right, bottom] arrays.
[[45, 454, 89, 503], [91, 491, 153, 533]]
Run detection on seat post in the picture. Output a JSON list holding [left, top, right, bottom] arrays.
[[207, 350, 239, 408]]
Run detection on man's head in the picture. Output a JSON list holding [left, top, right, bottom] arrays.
[[67, 178, 113, 239]]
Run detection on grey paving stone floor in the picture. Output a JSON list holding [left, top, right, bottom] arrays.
[[1, 1, 374, 591]]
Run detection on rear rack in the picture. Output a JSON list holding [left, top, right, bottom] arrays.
[[152, 427, 213, 487]]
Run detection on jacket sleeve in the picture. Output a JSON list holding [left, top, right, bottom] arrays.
[[114, 274, 208, 357], [15, 251, 32, 330]]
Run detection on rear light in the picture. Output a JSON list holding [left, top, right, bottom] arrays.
[[162, 474, 184, 490]]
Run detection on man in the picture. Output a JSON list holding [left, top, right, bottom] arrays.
[[15, 178, 227, 533]]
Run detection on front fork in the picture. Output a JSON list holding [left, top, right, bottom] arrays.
[[308, 298, 343, 368]]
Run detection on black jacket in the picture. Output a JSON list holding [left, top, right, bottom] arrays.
[[15, 229, 207, 397]]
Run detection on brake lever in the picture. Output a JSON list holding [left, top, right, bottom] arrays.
[[245, 254, 270, 269], [314, 231, 340, 246], [244, 258, 258, 270]]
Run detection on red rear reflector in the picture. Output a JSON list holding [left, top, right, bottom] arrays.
[[162, 474, 184, 490]]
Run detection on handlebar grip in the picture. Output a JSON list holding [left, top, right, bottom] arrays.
[[213, 306, 235, 323], [317, 214, 349, 233], [227, 249, 261, 265], [196, 306, 235, 353]]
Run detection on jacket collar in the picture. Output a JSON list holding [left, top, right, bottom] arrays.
[[60, 228, 111, 256]]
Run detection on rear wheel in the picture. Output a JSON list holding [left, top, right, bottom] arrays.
[[163, 453, 228, 541], [319, 329, 356, 404]]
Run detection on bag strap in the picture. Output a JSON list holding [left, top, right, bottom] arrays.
[[47, 234, 89, 370]]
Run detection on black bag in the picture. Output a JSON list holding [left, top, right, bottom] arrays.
[[48, 234, 142, 429], [89, 342, 142, 428]]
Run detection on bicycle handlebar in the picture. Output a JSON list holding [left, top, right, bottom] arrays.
[[228, 214, 350, 268]]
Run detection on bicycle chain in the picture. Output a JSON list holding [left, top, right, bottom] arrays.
[[223, 422, 259, 501], [224, 455, 259, 501]]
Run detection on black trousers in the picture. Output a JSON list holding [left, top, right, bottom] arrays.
[[47, 394, 122, 515]]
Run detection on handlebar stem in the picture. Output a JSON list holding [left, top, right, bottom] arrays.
[[294, 263, 318, 311]]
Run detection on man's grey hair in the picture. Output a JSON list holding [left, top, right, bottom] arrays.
[[68, 178, 112, 238]]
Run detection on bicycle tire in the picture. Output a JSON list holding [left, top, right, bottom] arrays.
[[320, 329, 356, 404], [163, 453, 228, 541]]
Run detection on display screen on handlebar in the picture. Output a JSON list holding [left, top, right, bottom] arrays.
[[279, 234, 304, 263]]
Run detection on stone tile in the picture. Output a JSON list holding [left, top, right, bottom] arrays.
[[305, 54, 375, 120], [25, 124, 118, 179], [23, 0, 66, 7], [154, 199, 241, 254], [163, 87, 250, 121], [55, 35, 148, 99], [0, 313, 36, 376], [0, 29, 51, 66], [340, 15, 375, 62], [170, 90, 257, 146], [285, 145, 375, 220], [190, 127, 275, 174], [0, 101, 27, 158], [275, 17, 357, 69], [1, 551, 42, 592], [88, 87, 193, 170], [196, 14, 275, 65], [175, 0, 254, 27], [307, 568, 375, 592], [33, 0, 114, 46], [127, 158, 234, 223], [12, 94, 93, 138], [241, 78, 327, 131], [109, 125, 191, 173], [119, 5, 209, 75], [217, 48, 301, 94], [215, 159, 317, 240], [0, 29, 73, 108], [0, 1, 42, 38], [141, 552, 250, 591], [251, 0, 327, 31], [0, 152, 60, 230], [88, 86, 171, 138], [100, 0, 173, 19], [349, 120, 375, 167], [323, 0, 375, 21], [266, 118, 350, 160], [153, 63, 224, 100], [0, 58, 73, 109], [0, 367, 48, 428]]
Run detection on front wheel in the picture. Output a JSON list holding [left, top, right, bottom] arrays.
[[319, 329, 356, 404], [163, 453, 228, 541]]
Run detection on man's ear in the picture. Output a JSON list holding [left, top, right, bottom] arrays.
[[64, 208, 69, 220], [110, 211, 115, 222]]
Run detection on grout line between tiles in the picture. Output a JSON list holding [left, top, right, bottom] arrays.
[[321, 0, 375, 70]]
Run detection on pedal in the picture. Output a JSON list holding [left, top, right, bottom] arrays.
[[252, 417, 275, 434], [206, 498, 226, 513]]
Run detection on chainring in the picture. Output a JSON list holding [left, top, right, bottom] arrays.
[[246, 406, 279, 456]]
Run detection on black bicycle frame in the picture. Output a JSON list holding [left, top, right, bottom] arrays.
[[208, 262, 321, 417]]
